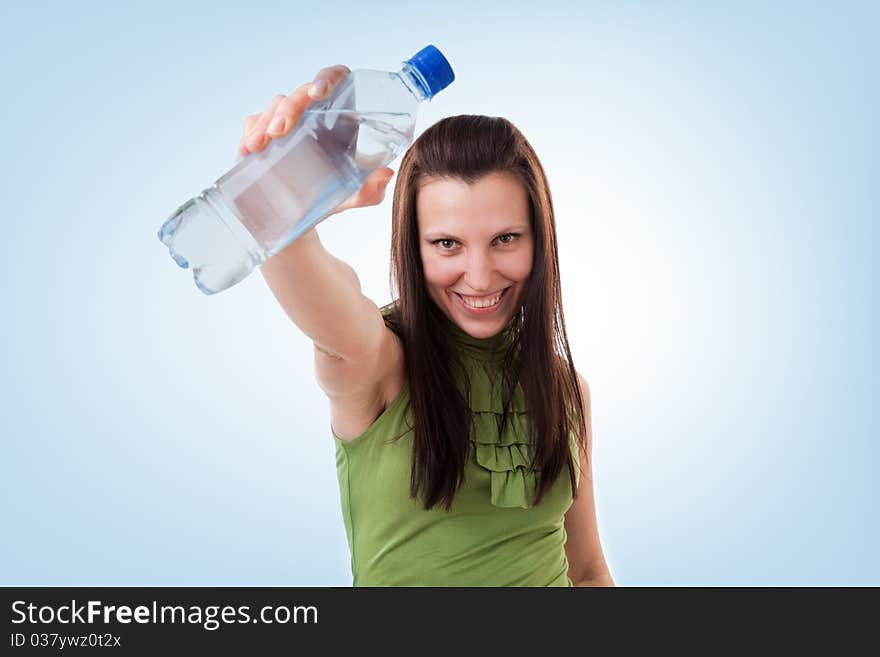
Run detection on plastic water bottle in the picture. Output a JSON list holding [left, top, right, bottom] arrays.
[[158, 45, 455, 295]]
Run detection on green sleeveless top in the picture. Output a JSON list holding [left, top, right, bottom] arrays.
[[333, 308, 579, 587]]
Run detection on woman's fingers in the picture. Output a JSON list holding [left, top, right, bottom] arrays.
[[262, 82, 312, 138], [334, 168, 395, 215], [238, 113, 262, 156], [241, 94, 286, 152], [265, 65, 352, 139], [309, 64, 352, 95], [243, 113, 260, 135], [239, 65, 352, 156]]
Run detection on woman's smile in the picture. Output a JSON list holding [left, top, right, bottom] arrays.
[[452, 286, 510, 315]]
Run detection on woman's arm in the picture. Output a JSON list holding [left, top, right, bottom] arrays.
[[241, 65, 394, 362], [564, 372, 615, 587], [260, 227, 385, 362]]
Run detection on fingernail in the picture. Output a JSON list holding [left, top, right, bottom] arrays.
[[309, 80, 328, 98], [268, 115, 286, 134]]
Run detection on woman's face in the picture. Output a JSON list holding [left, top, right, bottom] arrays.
[[417, 172, 534, 339]]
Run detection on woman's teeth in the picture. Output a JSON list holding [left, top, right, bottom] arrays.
[[459, 289, 504, 308]]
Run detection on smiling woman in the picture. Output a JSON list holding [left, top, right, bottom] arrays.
[[326, 115, 612, 586], [261, 107, 613, 586], [417, 172, 534, 337]]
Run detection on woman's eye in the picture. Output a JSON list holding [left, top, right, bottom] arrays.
[[432, 233, 519, 250]]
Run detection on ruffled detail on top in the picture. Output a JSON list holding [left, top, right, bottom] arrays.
[[441, 314, 539, 509], [441, 312, 515, 363]]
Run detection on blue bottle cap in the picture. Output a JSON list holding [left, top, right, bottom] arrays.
[[404, 45, 455, 99]]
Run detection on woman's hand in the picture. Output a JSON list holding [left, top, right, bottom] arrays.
[[238, 65, 395, 215]]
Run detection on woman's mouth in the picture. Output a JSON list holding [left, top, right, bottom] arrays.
[[452, 287, 509, 315]]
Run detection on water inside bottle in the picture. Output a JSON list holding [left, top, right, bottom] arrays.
[[218, 109, 413, 256], [158, 193, 262, 294], [158, 109, 412, 294]]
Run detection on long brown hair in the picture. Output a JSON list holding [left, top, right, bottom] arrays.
[[384, 115, 587, 511]]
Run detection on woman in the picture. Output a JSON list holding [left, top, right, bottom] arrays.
[[239, 65, 614, 587]]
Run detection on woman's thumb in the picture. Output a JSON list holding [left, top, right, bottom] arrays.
[[373, 168, 395, 194]]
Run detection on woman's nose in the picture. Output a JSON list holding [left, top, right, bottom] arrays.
[[463, 251, 495, 292]]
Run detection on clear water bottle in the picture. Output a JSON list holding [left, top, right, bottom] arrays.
[[158, 45, 455, 295]]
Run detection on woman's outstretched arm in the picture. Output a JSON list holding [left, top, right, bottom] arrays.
[[240, 65, 394, 362]]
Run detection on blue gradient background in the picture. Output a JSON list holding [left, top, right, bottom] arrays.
[[1, 1, 876, 586]]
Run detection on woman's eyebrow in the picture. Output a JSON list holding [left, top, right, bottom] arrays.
[[423, 225, 529, 240]]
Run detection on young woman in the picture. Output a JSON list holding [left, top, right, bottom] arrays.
[[239, 65, 614, 587]]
